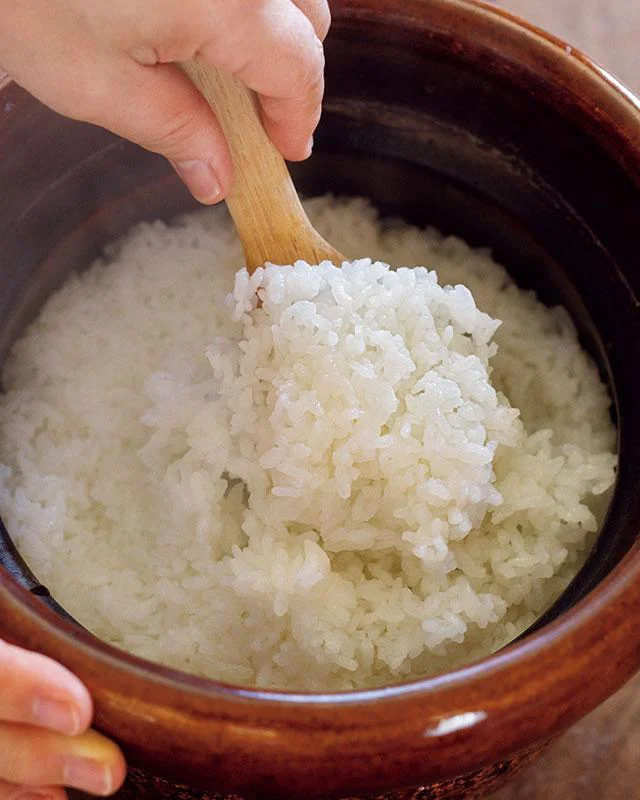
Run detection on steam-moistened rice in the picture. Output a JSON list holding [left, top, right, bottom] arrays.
[[0, 197, 616, 690]]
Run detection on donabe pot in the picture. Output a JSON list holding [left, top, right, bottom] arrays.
[[1, 1, 640, 799]]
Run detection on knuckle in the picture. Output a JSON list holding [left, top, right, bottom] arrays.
[[301, 31, 326, 89], [141, 102, 206, 156], [151, 18, 200, 63], [284, 30, 325, 100], [197, 0, 264, 73], [293, 0, 331, 40], [129, 44, 160, 66], [125, 0, 207, 64], [153, 40, 199, 64], [312, 1, 332, 40], [299, 51, 325, 109]]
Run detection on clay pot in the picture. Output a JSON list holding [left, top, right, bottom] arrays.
[[1, 1, 640, 798]]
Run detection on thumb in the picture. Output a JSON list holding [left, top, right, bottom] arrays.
[[81, 58, 233, 204]]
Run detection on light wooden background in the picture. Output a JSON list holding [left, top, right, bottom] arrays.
[[486, 6, 640, 799], [493, 0, 639, 93]]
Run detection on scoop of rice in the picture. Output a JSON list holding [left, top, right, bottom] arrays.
[[214, 261, 515, 565], [0, 197, 617, 690]]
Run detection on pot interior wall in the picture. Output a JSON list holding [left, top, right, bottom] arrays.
[[1, 11, 639, 643]]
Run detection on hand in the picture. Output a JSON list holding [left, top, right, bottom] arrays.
[[0, 640, 126, 799], [0, 0, 330, 204]]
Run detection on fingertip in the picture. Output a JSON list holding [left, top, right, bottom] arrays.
[[67, 729, 128, 795], [301, 135, 315, 161], [42, 657, 94, 734], [258, 82, 322, 161], [111, 743, 128, 793], [281, 136, 314, 162], [72, 687, 94, 736], [198, 195, 227, 206], [33, 656, 93, 736], [0, 642, 94, 735], [260, 111, 316, 162], [32, 692, 92, 738], [99, 738, 128, 796], [169, 158, 227, 205], [270, 134, 314, 163]]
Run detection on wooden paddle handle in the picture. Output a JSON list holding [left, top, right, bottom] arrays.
[[181, 61, 342, 271]]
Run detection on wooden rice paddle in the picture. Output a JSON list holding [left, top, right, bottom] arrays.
[[181, 61, 344, 272]]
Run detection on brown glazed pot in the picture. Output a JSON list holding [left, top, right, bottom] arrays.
[[1, 1, 640, 798]]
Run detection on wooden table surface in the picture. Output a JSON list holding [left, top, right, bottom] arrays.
[[486, 6, 640, 799]]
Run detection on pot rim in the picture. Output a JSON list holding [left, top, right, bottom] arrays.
[[1, 0, 640, 764]]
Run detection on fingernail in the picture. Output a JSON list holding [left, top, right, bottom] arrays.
[[32, 697, 81, 736], [170, 159, 222, 204], [64, 758, 114, 796]]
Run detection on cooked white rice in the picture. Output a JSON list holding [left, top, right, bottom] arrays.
[[0, 196, 616, 690]]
